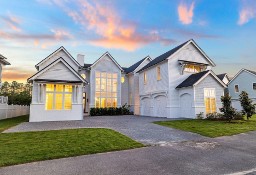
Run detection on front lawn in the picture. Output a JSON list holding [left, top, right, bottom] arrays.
[[0, 128, 143, 167], [154, 115, 256, 138], [0, 115, 29, 133]]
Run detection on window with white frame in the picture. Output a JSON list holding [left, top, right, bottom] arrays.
[[144, 72, 147, 84], [184, 64, 202, 73], [204, 88, 216, 114], [157, 66, 161, 80], [45, 84, 72, 110], [253, 83, 256, 90], [234, 84, 239, 93], [95, 72, 117, 108]]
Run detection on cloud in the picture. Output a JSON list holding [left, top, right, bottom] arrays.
[[178, 1, 195, 25], [41, 0, 175, 51], [1, 67, 35, 83], [0, 14, 22, 32], [238, 0, 256, 25]]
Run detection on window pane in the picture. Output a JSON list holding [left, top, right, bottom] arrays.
[[95, 97, 100, 108], [121, 77, 125, 83], [211, 98, 216, 113], [113, 98, 117, 107], [96, 72, 101, 77], [65, 85, 72, 92], [45, 93, 53, 110], [64, 94, 72, 110], [101, 98, 106, 108], [95, 92, 101, 97], [205, 98, 210, 114], [107, 73, 112, 79], [55, 94, 63, 110], [112, 92, 117, 97], [235, 85, 239, 92], [112, 73, 117, 79], [56, 85, 63, 92], [106, 98, 112, 107], [46, 84, 54, 92], [112, 79, 117, 92], [101, 79, 106, 91], [101, 72, 106, 78], [254, 83, 256, 90]]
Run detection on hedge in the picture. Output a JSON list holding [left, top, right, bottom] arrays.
[[90, 104, 133, 116]]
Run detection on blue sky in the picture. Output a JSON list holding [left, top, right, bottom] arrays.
[[0, 0, 255, 82]]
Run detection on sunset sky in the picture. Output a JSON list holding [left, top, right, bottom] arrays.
[[0, 0, 256, 83]]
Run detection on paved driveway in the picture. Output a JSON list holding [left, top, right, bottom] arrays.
[[4, 115, 205, 145], [1, 131, 256, 175]]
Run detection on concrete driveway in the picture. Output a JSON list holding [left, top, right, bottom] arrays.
[[1, 131, 256, 175], [4, 115, 205, 145]]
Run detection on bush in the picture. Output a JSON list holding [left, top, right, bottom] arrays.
[[90, 104, 133, 116], [196, 112, 204, 119], [206, 112, 224, 120], [239, 91, 256, 120], [220, 94, 236, 122], [233, 111, 244, 120]]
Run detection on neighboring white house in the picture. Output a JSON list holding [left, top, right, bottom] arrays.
[[217, 73, 229, 85], [228, 69, 256, 111], [0, 54, 11, 86], [28, 39, 227, 122]]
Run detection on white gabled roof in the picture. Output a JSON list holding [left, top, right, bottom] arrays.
[[228, 68, 256, 85], [35, 46, 81, 70], [90, 52, 123, 71], [28, 57, 87, 84]]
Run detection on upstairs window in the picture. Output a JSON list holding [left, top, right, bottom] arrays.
[[144, 72, 147, 84], [121, 76, 125, 83], [235, 85, 239, 93], [184, 64, 201, 73], [157, 66, 161, 80], [253, 83, 256, 90]]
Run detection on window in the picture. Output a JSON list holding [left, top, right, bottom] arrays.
[[121, 76, 125, 83], [253, 83, 256, 90], [184, 64, 202, 73], [144, 72, 147, 84], [204, 88, 216, 114], [45, 84, 72, 110], [81, 73, 86, 79], [235, 85, 239, 93], [95, 72, 117, 108], [157, 66, 161, 80]]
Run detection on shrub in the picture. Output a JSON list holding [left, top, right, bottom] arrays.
[[206, 112, 224, 120], [220, 94, 236, 122], [233, 111, 244, 120], [90, 104, 133, 116], [239, 91, 256, 120], [196, 112, 204, 119]]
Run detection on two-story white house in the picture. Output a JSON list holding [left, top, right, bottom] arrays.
[[28, 39, 226, 122], [228, 69, 256, 111], [0, 54, 11, 87]]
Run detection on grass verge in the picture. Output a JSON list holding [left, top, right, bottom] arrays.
[[154, 115, 256, 138], [0, 115, 29, 133]]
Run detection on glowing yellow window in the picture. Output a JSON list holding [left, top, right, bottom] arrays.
[[55, 94, 63, 110], [45, 93, 53, 110], [204, 89, 216, 114], [64, 94, 72, 110], [56, 85, 63, 92], [46, 84, 54, 91], [121, 77, 125, 83], [65, 85, 72, 92]]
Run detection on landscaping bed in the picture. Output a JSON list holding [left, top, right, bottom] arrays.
[[154, 114, 256, 138]]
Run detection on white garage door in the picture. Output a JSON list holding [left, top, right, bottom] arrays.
[[180, 93, 192, 118], [141, 98, 151, 116], [154, 96, 168, 117]]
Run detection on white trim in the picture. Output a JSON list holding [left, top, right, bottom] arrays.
[[133, 56, 152, 74], [28, 58, 87, 83], [168, 40, 216, 67], [228, 69, 256, 85], [193, 70, 227, 88], [36, 46, 81, 68], [90, 52, 123, 71]]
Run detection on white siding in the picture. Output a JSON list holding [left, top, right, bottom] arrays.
[[37, 62, 81, 81], [194, 74, 224, 116], [89, 54, 122, 108], [38, 50, 79, 71]]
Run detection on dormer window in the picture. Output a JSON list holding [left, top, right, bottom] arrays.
[[184, 64, 202, 73]]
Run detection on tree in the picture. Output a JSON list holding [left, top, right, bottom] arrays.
[[220, 94, 236, 122], [239, 91, 256, 120]]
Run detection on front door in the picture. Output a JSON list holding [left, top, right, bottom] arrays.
[[83, 93, 87, 113]]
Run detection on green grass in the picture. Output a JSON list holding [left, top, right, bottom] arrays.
[[0, 115, 29, 133], [0, 128, 143, 167], [154, 115, 256, 138]]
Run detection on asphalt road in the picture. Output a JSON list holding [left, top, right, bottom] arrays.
[[1, 131, 256, 175]]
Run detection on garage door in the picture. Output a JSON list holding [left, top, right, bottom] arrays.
[[140, 97, 151, 116], [154, 96, 168, 117], [180, 93, 192, 118]]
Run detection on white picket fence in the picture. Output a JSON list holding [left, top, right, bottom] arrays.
[[0, 96, 30, 120]]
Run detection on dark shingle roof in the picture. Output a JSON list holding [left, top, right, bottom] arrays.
[[84, 64, 92, 68], [137, 40, 190, 73], [176, 71, 209, 89], [0, 54, 10, 65], [124, 56, 150, 74], [217, 73, 227, 81], [245, 69, 256, 76]]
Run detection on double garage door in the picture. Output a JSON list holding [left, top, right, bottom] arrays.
[[141, 96, 168, 118]]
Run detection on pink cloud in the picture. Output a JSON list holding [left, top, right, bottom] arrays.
[[42, 0, 175, 51], [178, 1, 195, 25], [0, 14, 22, 32], [238, 0, 256, 25]]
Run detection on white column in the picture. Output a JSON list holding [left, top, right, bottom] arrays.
[[37, 83, 41, 103]]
